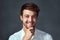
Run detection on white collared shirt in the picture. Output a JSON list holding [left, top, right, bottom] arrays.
[[9, 28, 53, 40]]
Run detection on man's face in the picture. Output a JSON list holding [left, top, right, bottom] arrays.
[[20, 9, 38, 29]]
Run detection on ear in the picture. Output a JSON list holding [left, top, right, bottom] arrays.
[[20, 15, 23, 21]]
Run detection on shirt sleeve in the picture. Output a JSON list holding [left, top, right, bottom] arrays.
[[44, 34, 53, 40], [8, 35, 17, 40]]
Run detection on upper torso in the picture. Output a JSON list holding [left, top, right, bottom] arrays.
[[9, 28, 53, 40]]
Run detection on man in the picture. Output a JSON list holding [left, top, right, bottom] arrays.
[[9, 2, 53, 40]]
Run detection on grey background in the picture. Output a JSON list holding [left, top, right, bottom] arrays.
[[0, 0, 60, 40]]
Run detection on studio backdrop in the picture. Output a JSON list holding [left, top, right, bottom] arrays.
[[0, 0, 60, 40]]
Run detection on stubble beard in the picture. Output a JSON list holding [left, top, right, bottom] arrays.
[[23, 22, 35, 29]]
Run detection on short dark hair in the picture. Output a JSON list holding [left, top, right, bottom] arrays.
[[20, 2, 40, 16]]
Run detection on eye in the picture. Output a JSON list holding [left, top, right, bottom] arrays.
[[25, 15, 29, 18], [32, 15, 37, 18]]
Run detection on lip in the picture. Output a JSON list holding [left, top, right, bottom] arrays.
[[28, 22, 32, 24], [28, 23, 32, 25], [27, 22, 33, 25]]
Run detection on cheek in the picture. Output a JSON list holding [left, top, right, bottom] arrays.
[[33, 19, 37, 23], [23, 18, 28, 23]]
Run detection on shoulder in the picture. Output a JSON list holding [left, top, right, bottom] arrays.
[[43, 33, 53, 40], [35, 28, 53, 40], [35, 28, 48, 35], [8, 29, 22, 40]]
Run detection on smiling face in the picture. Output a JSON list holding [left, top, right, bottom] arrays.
[[20, 9, 38, 29]]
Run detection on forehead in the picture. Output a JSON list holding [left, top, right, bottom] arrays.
[[23, 9, 37, 16]]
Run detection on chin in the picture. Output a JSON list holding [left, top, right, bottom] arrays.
[[28, 25, 35, 28]]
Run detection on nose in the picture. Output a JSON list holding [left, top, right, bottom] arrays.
[[29, 17, 33, 22]]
